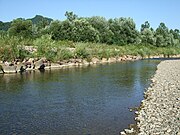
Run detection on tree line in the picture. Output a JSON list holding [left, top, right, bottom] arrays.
[[0, 11, 180, 47]]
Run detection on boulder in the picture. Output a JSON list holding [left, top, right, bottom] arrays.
[[28, 58, 34, 63], [117, 57, 122, 62], [91, 57, 100, 64], [108, 57, 116, 63], [120, 131, 126, 135], [101, 58, 108, 63], [38, 64, 45, 70], [15, 64, 27, 73], [82, 60, 89, 65], [0, 65, 4, 74], [49, 63, 61, 69], [34, 58, 45, 69], [2, 65, 17, 73], [124, 128, 134, 134]]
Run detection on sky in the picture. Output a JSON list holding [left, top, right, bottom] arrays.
[[0, 0, 180, 30]]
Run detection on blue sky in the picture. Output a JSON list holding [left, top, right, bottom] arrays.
[[0, 0, 179, 30]]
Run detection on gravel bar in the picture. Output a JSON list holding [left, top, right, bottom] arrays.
[[136, 60, 180, 135]]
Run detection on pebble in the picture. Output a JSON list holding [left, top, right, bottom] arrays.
[[136, 60, 180, 135]]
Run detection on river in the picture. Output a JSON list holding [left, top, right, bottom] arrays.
[[0, 60, 160, 135]]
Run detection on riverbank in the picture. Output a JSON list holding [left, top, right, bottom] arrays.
[[121, 60, 180, 135], [0, 55, 142, 74], [1, 55, 180, 74]]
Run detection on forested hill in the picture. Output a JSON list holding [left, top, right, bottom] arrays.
[[0, 21, 11, 31], [27, 15, 53, 25], [0, 15, 53, 31]]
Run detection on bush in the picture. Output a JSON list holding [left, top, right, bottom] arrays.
[[33, 34, 56, 57], [75, 46, 90, 59], [55, 48, 73, 60]]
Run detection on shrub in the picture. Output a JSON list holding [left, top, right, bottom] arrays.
[[55, 48, 73, 60], [75, 46, 90, 59]]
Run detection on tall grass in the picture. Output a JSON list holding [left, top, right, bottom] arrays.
[[0, 34, 180, 62]]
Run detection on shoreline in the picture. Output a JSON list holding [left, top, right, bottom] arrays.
[[1, 54, 180, 74], [121, 60, 180, 135], [0, 55, 141, 74]]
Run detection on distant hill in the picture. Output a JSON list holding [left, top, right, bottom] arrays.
[[0, 15, 53, 31], [27, 15, 53, 25], [0, 21, 11, 31]]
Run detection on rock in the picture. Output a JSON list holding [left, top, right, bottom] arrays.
[[75, 59, 82, 63], [101, 58, 108, 63], [136, 60, 180, 135], [129, 108, 133, 112], [16, 64, 26, 72], [2, 65, 17, 73], [38, 64, 45, 70], [120, 131, 126, 135], [0, 65, 4, 73], [50, 63, 61, 69], [34, 58, 45, 69], [117, 57, 122, 61], [166, 129, 171, 133], [24, 46, 37, 53], [28, 58, 34, 63], [82, 60, 89, 65], [19, 66, 26, 72], [91, 57, 100, 64], [108, 57, 116, 63], [124, 128, 134, 134]]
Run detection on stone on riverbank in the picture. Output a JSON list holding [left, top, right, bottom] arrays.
[[34, 58, 46, 70], [136, 60, 180, 135], [2, 65, 17, 73]]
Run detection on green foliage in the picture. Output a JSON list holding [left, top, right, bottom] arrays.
[[140, 22, 155, 45], [141, 21, 150, 32], [0, 12, 180, 62], [8, 18, 33, 39], [87, 16, 113, 43], [33, 34, 56, 58], [65, 11, 78, 22], [0, 21, 11, 31], [108, 18, 139, 45], [29, 15, 53, 25], [72, 19, 100, 42], [55, 48, 73, 60], [155, 22, 174, 47], [75, 45, 90, 59]]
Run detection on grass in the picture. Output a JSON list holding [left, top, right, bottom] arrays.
[[0, 35, 180, 62]]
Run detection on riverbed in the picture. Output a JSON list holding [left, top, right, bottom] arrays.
[[0, 60, 160, 135]]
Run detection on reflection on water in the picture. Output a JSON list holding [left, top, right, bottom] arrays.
[[0, 60, 160, 135]]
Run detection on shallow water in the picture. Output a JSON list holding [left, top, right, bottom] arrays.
[[0, 60, 160, 135]]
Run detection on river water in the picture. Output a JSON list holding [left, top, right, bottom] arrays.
[[0, 60, 160, 135]]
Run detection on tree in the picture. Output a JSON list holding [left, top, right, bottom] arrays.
[[71, 18, 99, 42], [108, 17, 138, 45], [170, 29, 180, 45], [141, 21, 150, 32], [155, 22, 175, 47], [65, 11, 78, 22], [49, 20, 62, 40], [140, 21, 155, 45], [87, 16, 113, 43], [8, 18, 33, 38]]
